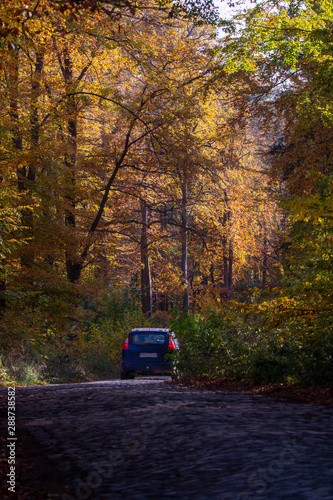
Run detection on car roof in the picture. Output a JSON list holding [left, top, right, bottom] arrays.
[[130, 328, 170, 333]]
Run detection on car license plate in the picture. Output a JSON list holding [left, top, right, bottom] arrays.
[[139, 353, 158, 358]]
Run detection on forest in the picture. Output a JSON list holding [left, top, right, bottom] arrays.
[[0, 0, 332, 386]]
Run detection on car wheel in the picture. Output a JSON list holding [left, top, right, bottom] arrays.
[[121, 371, 134, 380]]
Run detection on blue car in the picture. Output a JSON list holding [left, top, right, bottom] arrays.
[[120, 328, 177, 379]]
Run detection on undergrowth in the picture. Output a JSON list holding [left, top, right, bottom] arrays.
[[1, 284, 332, 387], [171, 301, 333, 387]]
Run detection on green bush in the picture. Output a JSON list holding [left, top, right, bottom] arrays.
[[0, 356, 14, 387], [171, 307, 333, 387], [0, 285, 166, 385], [171, 311, 257, 379], [0, 350, 46, 386]]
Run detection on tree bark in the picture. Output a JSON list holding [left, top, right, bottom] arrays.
[[140, 199, 152, 316], [221, 190, 233, 300], [9, 44, 34, 271], [0, 280, 6, 316], [210, 263, 215, 284], [227, 236, 233, 300], [22, 50, 45, 270], [61, 50, 80, 282], [10, 45, 23, 184], [262, 232, 268, 288], [181, 179, 190, 313]]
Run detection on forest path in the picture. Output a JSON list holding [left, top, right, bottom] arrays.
[[1, 378, 333, 500]]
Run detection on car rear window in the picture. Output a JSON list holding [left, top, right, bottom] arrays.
[[131, 333, 167, 345]]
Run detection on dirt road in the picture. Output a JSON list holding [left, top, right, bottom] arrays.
[[1, 378, 333, 499]]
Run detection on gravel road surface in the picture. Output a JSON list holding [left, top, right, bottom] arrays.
[[1, 377, 333, 499]]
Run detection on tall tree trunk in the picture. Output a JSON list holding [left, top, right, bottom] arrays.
[[181, 179, 190, 313], [30, 49, 44, 160], [227, 236, 233, 300], [9, 44, 33, 271], [210, 263, 215, 285], [23, 50, 45, 270], [0, 279, 6, 316], [222, 217, 228, 298], [262, 232, 268, 288], [140, 199, 152, 316], [200, 240, 209, 286], [61, 50, 80, 282], [221, 190, 233, 300], [10, 48, 45, 272], [10, 45, 23, 184]]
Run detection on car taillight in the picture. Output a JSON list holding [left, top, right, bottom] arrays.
[[168, 336, 176, 350], [123, 337, 129, 350]]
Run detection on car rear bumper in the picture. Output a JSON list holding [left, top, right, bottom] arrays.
[[121, 361, 172, 374]]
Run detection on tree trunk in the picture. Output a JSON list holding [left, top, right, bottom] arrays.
[[10, 45, 23, 183], [61, 50, 81, 282], [22, 50, 45, 270], [140, 199, 152, 316], [9, 44, 33, 271], [227, 237, 233, 300], [30, 49, 44, 163], [221, 190, 233, 300], [262, 232, 268, 288], [210, 263, 215, 284], [9, 48, 45, 273], [181, 179, 190, 313], [0, 280, 6, 316]]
